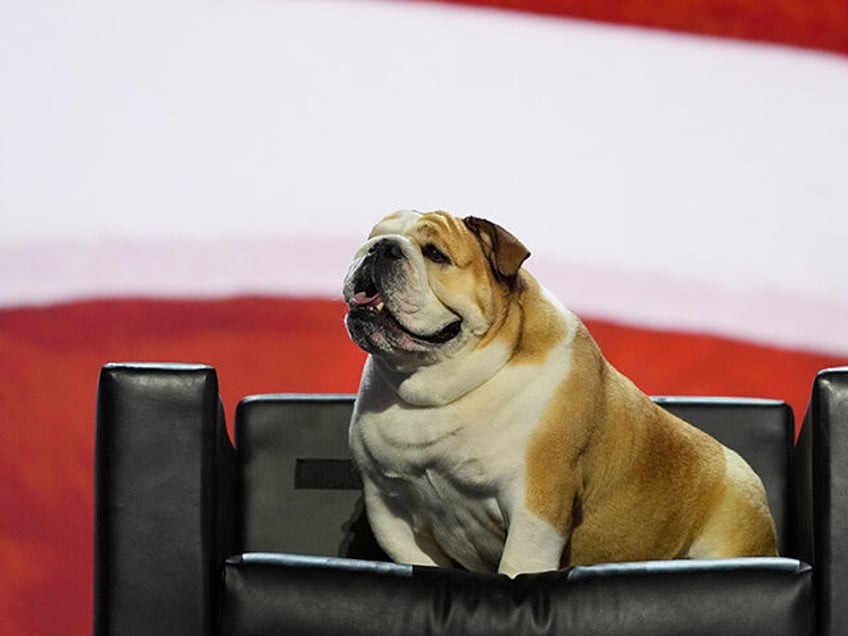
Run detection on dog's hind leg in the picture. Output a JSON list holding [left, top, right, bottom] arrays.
[[687, 448, 778, 559]]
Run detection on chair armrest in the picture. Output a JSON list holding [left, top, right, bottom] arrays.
[[94, 363, 236, 636], [794, 367, 848, 635]]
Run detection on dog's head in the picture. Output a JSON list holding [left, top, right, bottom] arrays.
[[343, 210, 530, 370]]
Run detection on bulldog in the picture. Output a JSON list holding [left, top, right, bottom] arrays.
[[343, 209, 777, 577]]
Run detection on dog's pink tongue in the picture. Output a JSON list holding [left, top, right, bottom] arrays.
[[353, 291, 382, 306]]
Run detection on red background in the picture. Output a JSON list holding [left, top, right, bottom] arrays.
[[1, 296, 843, 635]]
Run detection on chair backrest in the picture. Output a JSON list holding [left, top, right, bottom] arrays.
[[234, 395, 794, 559], [235, 395, 385, 561]]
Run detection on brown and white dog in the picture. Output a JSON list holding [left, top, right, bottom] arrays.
[[343, 210, 777, 576]]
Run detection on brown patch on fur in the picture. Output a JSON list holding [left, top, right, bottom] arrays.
[[418, 212, 530, 355], [688, 448, 778, 557], [568, 405, 727, 564], [524, 324, 604, 533], [434, 213, 539, 358], [523, 320, 771, 565], [509, 273, 568, 366], [415, 211, 460, 249], [463, 216, 530, 289]]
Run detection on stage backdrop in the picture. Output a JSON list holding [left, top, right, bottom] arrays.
[[1, 0, 846, 634]]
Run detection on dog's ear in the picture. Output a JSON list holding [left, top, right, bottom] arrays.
[[463, 216, 530, 289]]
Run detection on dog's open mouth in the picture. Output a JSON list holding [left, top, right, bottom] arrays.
[[349, 280, 462, 345]]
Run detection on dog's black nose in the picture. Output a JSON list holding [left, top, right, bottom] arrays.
[[370, 239, 404, 261]]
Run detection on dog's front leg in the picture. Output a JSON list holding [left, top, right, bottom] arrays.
[[498, 508, 569, 577], [363, 480, 454, 568]]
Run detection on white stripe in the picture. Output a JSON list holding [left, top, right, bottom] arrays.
[[0, 237, 357, 304], [4, 238, 846, 355], [1, 0, 847, 353]]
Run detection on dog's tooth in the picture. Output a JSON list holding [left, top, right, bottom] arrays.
[[376, 302, 385, 312]]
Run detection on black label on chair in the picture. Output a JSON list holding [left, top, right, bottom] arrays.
[[294, 458, 362, 490]]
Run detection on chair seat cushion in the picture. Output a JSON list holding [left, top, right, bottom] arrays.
[[222, 554, 811, 636]]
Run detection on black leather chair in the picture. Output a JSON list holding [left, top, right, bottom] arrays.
[[94, 363, 847, 635]]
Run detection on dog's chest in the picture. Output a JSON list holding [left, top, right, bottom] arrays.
[[350, 328, 576, 570], [355, 402, 516, 497], [351, 387, 550, 570]]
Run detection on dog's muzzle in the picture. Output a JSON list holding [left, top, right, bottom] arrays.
[[345, 239, 463, 347]]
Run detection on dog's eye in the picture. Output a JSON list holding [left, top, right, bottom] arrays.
[[423, 244, 451, 265]]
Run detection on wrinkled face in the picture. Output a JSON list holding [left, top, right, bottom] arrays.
[[343, 210, 527, 368]]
